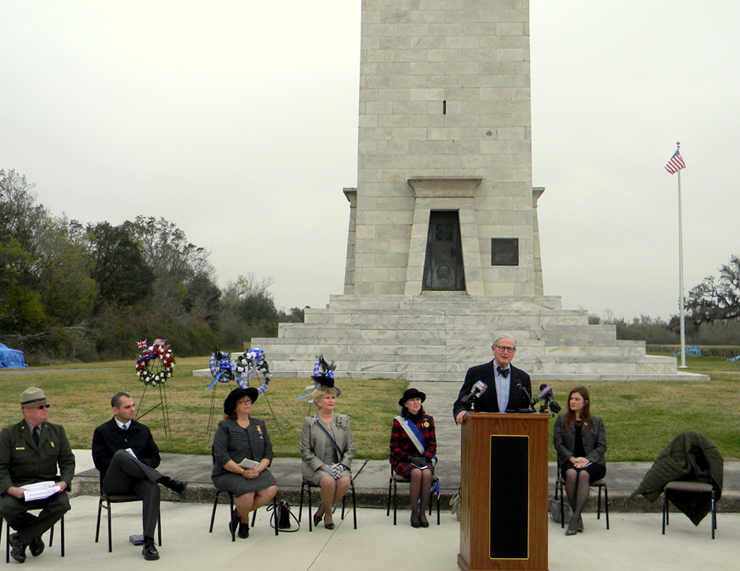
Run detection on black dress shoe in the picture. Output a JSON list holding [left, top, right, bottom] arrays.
[[142, 539, 160, 561], [229, 517, 250, 538], [165, 478, 187, 494], [29, 536, 44, 557], [419, 512, 429, 528], [410, 512, 421, 528], [9, 533, 26, 563]]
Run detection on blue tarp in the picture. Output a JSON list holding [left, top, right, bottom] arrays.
[[0, 344, 28, 368], [671, 345, 702, 358]]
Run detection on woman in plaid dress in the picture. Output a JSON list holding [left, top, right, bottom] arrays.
[[390, 388, 437, 528]]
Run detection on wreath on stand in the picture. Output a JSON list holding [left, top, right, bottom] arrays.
[[135, 339, 175, 386], [234, 348, 272, 393], [207, 350, 236, 390]]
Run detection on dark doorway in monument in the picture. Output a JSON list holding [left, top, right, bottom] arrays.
[[422, 210, 466, 291]]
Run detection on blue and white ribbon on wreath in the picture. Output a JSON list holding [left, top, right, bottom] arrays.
[[207, 352, 236, 390], [234, 349, 272, 393]]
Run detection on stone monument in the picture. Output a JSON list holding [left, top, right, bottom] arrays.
[[250, 0, 702, 382]]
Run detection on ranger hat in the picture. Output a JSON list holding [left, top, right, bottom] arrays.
[[20, 387, 47, 407]]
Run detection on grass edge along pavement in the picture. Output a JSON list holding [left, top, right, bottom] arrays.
[[0, 355, 739, 462]]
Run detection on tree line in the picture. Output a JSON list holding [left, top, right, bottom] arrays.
[[590, 255, 740, 346], [0, 169, 304, 364]]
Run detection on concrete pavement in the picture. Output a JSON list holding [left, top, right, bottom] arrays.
[[12, 489, 739, 571]]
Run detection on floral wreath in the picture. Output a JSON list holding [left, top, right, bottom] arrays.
[[206, 349, 236, 390], [296, 355, 336, 402], [234, 348, 271, 394], [135, 339, 175, 386]]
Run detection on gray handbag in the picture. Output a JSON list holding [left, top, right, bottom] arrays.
[[548, 497, 573, 524]]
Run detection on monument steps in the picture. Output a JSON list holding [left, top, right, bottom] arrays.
[[248, 295, 707, 382]]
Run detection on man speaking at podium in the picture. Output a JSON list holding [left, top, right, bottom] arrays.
[[453, 335, 532, 424]]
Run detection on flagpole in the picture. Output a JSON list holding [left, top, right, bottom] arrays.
[[676, 141, 687, 368]]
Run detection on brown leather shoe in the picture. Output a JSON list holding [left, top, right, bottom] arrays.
[[29, 536, 44, 557], [9, 533, 27, 563]]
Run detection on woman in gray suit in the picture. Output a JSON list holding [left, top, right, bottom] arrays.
[[300, 383, 354, 529], [553, 386, 606, 536], [212, 387, 277, 539]]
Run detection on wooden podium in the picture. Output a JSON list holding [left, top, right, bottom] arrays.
[[457, 413, 549, 571]]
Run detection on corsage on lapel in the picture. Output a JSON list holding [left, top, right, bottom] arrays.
[[256, 425, 263, 439]]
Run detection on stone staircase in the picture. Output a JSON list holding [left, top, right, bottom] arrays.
[[249, 294, 707, 382]]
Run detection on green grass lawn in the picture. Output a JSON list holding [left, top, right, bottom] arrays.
[[1, 355, 738, 462], [0, 356, 407, 460], [546, 356, 740, 462]]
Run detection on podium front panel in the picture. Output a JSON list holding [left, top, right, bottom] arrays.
[[489, 436, 529, 559], [458, 413, 549, 571]]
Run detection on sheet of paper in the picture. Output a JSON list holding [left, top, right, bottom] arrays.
[[21, 482, 61, 502], [238, 458, 260, 469]]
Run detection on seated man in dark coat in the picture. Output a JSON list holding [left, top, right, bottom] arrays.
[[0, 387, 75, 563], [453, 334, 533, 424], [92, 392, 187, 561]]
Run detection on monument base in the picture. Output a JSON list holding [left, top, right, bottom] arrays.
[[241, 295, 708, 382]]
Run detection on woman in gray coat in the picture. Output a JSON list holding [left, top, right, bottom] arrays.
[[212, 387, 277, 538], [300, 384, 354, 529], [553, 386, 606, 536]]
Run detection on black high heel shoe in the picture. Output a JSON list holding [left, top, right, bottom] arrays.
[[313, 506, 324, 528], [323, 514, 335, 530]]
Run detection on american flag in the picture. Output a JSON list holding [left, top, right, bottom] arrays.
[[137, 340, 148, 349], [665, 150, 686, 174]]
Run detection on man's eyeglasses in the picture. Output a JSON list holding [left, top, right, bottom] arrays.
[[30, 404, 51, 410], [496, 346, 516, 353]]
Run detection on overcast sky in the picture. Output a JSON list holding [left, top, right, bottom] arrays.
[[2, 1, 738, 321]]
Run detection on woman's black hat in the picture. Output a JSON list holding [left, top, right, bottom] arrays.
[[223, 387, 259, 415], [398, 387, 426, 408]]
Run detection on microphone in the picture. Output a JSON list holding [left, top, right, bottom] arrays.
[[515, 382, 535, 412], [460, 380, 488, 405], [537, 384, 562, 414]]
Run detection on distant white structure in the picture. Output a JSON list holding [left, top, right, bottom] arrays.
[[250, 1, 703, 382]]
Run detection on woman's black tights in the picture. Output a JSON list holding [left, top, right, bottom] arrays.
[[564, 468, 590, 532], [409, 468, 433, 514]]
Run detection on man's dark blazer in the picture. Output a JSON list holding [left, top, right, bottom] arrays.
[[92, 418, 161, 483], [453, 360, 532, 419]]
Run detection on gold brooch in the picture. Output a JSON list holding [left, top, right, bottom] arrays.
[[423, 422, 430, 428]]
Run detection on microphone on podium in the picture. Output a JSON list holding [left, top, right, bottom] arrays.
[[537, 384, 562, 414], [461, 380, 488, 406]]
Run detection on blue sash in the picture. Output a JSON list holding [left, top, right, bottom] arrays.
[[395, 414, 427, 455]]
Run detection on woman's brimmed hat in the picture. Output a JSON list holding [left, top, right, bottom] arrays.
[[312, 355, 341, 397], [223, 387, 259, 415], [398, 387, 426, 408]]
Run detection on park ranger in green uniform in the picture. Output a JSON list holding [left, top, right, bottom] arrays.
[[0, 387, 75, 563]]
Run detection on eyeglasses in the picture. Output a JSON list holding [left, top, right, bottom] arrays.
[[496, 346, 516, 353], [29, 404, 51, 410], [236, 399, 252, 405]]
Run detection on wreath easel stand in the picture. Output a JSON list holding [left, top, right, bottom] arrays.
[[205, 349, 284, 446], [135, 340, 175, 447]]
